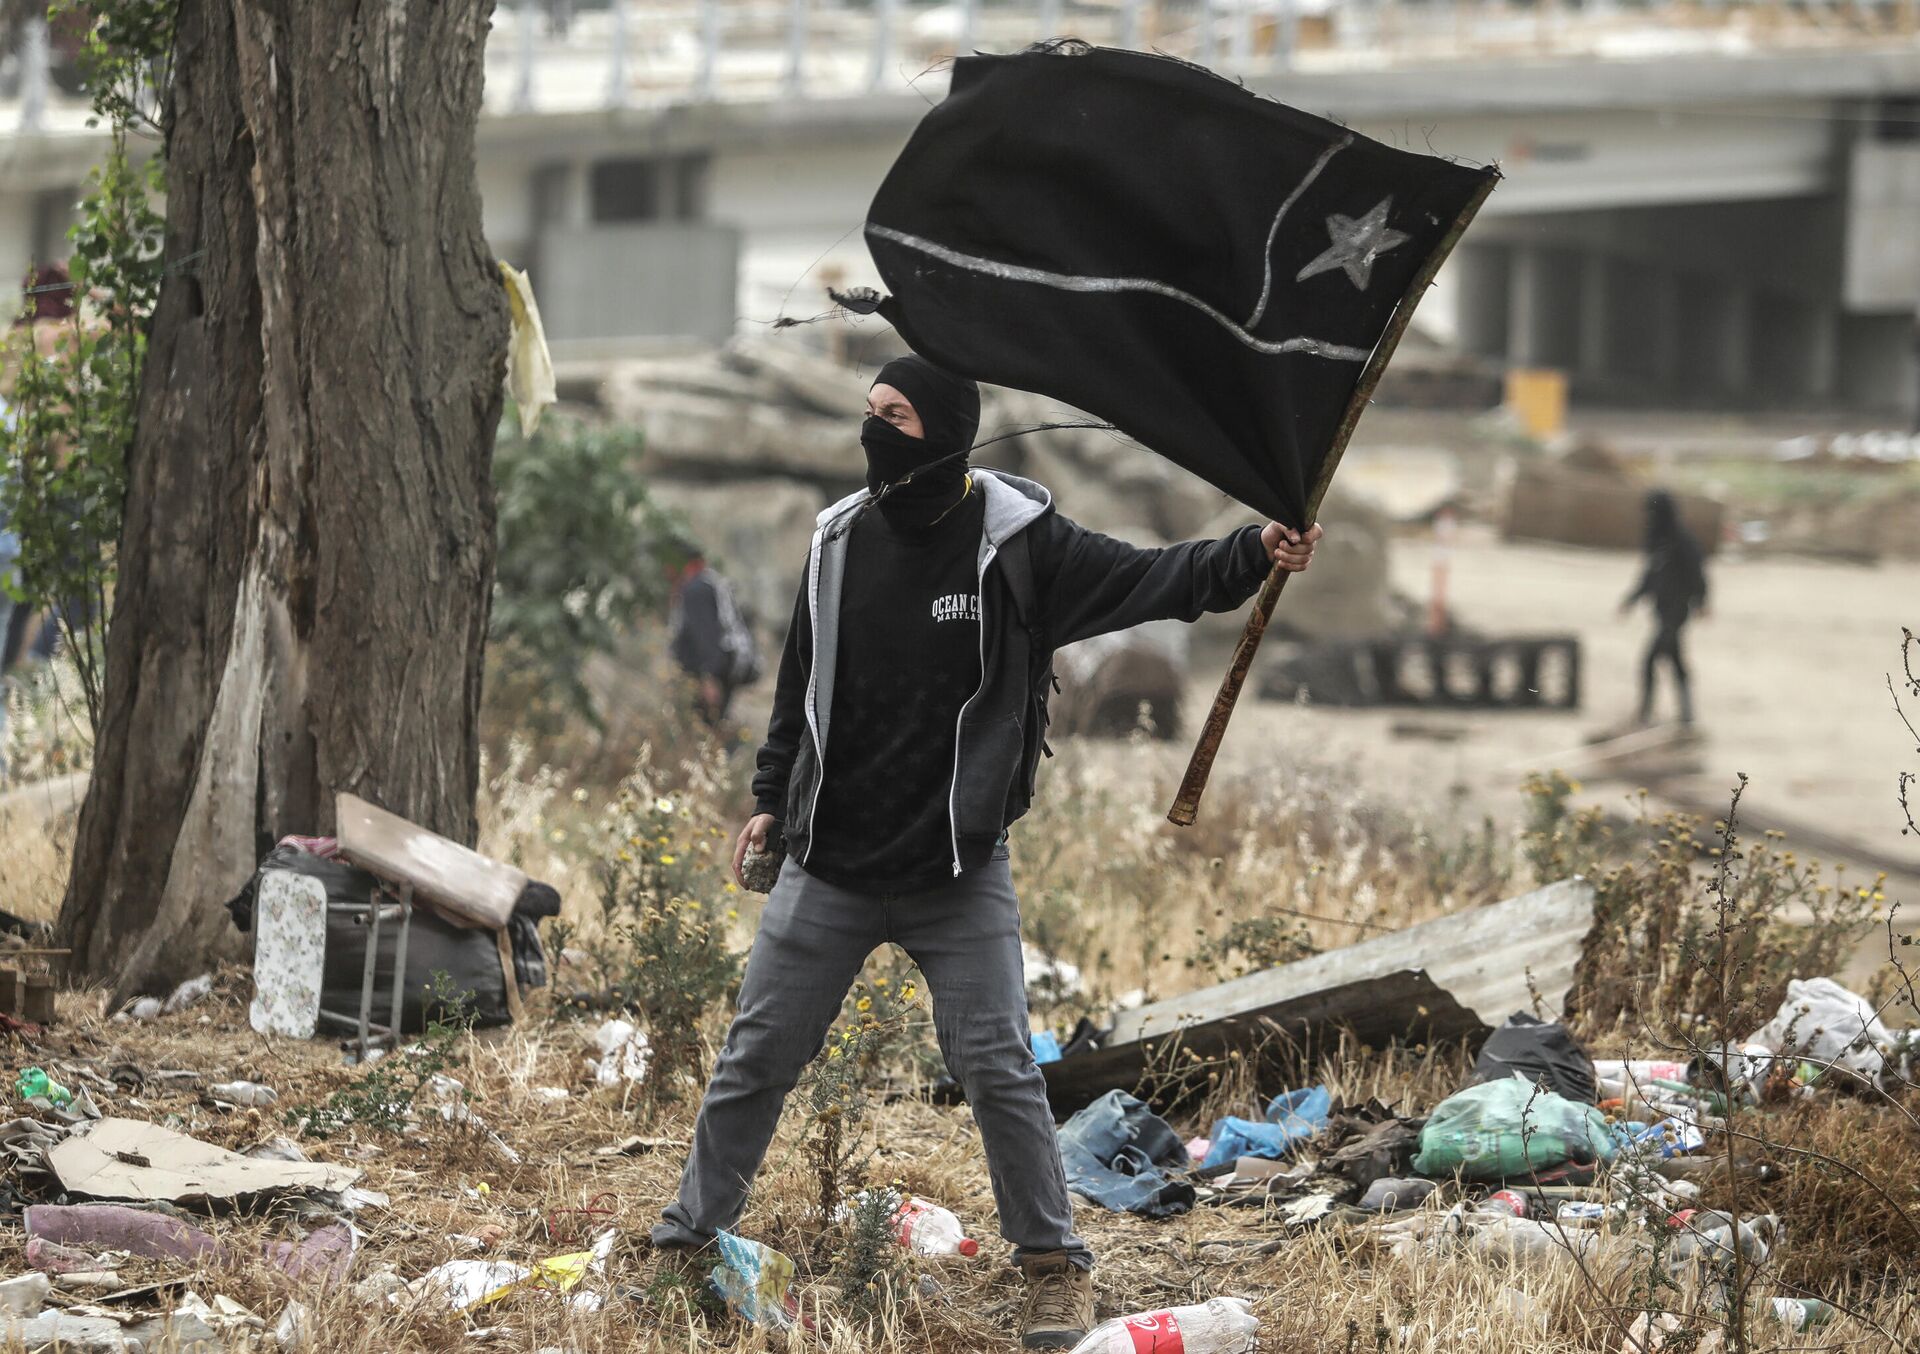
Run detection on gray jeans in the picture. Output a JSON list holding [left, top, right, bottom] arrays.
[[652, 854, 1091, 1268]]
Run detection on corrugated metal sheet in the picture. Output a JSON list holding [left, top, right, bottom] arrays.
[[1041, 876, 1598, 1114]]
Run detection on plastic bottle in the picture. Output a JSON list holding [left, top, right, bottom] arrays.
[[1475, 1189, 1528, 1218], [15, 1068, 71, 1107], [1767, 1297, 1835, 1331], [209, 1080, 279, 1107], [1067, 1297, 1258, 1354], [892, 1197, 979, 1258]]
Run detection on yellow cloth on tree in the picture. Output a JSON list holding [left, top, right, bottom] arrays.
[[498, 261, 555, 437]]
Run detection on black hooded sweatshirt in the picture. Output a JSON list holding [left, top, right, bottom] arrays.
[[754, 358, 1273, 888], [804, 357, 990, 890]]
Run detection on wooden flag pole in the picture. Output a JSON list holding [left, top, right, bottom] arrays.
[[1168, 173, 1499, 827]]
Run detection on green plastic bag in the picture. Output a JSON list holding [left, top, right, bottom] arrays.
[[1412, 1075, 1615, 1181]]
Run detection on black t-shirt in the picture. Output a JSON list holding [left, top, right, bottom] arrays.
[[804, 490, 986, 892]]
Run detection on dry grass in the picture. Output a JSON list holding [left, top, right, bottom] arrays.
[[4, 981, 1908, 1353], [1, 676, 1914, 1350]]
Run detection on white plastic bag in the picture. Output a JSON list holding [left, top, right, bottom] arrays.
[[589, 1019, 651, 1088], [1749, 977, 1896, 1086]]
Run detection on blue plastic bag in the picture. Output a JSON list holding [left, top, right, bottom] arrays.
[[1200, 1085, 1330, 1170], [1031, 1030, 1062, 1065]]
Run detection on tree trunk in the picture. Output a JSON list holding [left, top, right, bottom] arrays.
[[56, 0, 507, 1003]]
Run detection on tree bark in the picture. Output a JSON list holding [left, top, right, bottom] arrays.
[[56, 0, 507, 1003]]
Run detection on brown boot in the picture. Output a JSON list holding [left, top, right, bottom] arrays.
[[1017, 1251, 1094, 1350]]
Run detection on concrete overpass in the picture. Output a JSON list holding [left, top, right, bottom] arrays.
[[4, 2, 1917, 412]]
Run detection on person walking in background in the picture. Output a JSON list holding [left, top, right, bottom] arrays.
[[1621, 488, 1708, 727], [668, 545, 760, 727]]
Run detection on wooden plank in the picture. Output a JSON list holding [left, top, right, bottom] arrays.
[[333, 793, 526, 931]]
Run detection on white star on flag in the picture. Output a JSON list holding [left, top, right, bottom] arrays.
[[1294, 197, 1410, 291]]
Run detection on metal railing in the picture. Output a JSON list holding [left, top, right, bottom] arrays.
[[478, 0, 1920, 115], [7, 0, 1915, 133]]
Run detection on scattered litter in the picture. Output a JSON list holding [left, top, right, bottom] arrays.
[[1324, 1113, 1424, 1193], [1067, 1296, 1258, 1354], [1021, 943, 1084, 1002], [209, 1080, 279, 1108], [406, 1259, 533, 1315], [1226, 1156, 1313, 1189], [428, 1076, 523, 1164], [15, 1067, 72, 1107], [1185, 1136, 1211, 1162], [116, 997, 163, 1023], [1058, 1090, 1196, 1218], [263, 1221, 357, 1286], [0, 1310, 140, 1351], [25, 1237, 100, 1274], [163, 974, 215, 1015], [246, 1136, 310, 1164], [175, 1292, 266, 1334], [353, 1266, 408, 1305], [1200, 1086, 1329, 1170], [60, 1272, 127, 1292], [1664, 1209, 1778, 1277], [0, 1272, 50, 1315], [1281, 1193, 1336, 1228], [709, 1230, 800, 1330], [1470, 1012, 1596, 1103], [273, 1298, 312, 1350], [1412, 1076, 1615, 1180], [48, 1118, 360, 1203], [1768, 1296, 1835, 1331], [1031, 1030, 1062, 1065], [589, 1134, 686, 1159], [1358, 1176, 1436, 1212], [454, 1223, 511, 1251], [841, 1191, 978, 1258], [1749, 977, 1899, 1089], [335, 1187, 390, 1212], [403, 1230, 615, 1314], [26, 1204, 222, 1264], [587, 1020, 651, 1089], [531, 1087, 571, 1104]]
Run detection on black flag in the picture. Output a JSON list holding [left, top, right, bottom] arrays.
[[863, 45, 1497, 529]]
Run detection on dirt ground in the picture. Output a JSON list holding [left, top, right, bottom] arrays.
[[1078, 526, 1920, 979]]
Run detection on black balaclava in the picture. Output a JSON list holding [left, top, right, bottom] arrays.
[[862, 354, 981, 526]]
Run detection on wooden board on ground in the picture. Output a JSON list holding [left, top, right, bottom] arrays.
[[334, 793, 525, 931]]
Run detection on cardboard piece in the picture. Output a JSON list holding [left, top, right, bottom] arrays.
[[335, 793, 525, 931], [49, 1119, 359, 1204]]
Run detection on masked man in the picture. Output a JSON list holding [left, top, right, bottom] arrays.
[[651, 354, 1321, 1349]]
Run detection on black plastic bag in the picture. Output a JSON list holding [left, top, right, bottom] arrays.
[[1470, 1011, 1597, 1104]]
